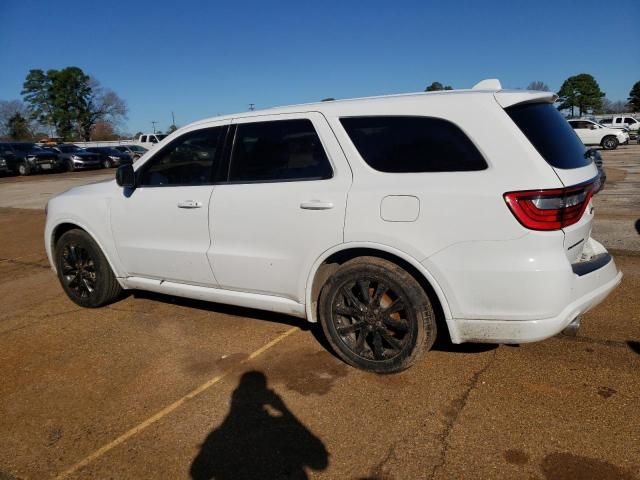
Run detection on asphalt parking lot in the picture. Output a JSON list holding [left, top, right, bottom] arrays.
[[0, 146, 639, 480]]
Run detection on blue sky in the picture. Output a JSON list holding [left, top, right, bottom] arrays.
[[0, 0, 638, 134]]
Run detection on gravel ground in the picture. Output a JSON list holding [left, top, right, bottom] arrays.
[[0, 145, 638, 479]]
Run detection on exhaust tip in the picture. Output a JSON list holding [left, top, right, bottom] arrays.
[[562, 316, 582, 337]]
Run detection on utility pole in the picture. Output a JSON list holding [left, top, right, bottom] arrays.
[[249, 103, 255, 111], [171, 111, 176, 126], [151, 121, 157, 133]]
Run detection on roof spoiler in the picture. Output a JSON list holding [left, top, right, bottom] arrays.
[[471, 78, 558, 107]]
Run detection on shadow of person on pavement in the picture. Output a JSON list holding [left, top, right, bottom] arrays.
[[190, 371, 328, 480]]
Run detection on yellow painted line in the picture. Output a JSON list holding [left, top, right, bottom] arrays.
[[54, 326, 299, 480]]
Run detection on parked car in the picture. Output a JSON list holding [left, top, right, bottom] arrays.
[[587, 149, 606, 192], [113, 144, 148, 161], [51, 144, 103, 172], [44, 80, 622, 373], [0, 142, 61, 175], [598, 116, 640, 134], [567, 119, 628, 149], [136, 133, 168, 150], [84, 147, 131, 168]]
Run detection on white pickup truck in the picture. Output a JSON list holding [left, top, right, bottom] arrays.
[[73, 133, 168, 151], [137, 133, 168, 149], [598, 116, 640, 134]]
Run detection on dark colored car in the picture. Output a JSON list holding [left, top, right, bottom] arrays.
[[0, 142, 61, 175], [113, 144, 148, 161], [587, 148, 606, 193], [84, 147, 131, 168], [51, 144, 102, 172]]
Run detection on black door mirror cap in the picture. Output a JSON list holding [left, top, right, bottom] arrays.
[[116, 164, 136, 188]]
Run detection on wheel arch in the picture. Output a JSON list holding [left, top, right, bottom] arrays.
[[305, 243, 453, 339], [49, 220, 123, 281]]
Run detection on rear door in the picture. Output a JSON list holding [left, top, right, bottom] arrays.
[[207, 112, 351, 303], [504, 102, 599, 262]]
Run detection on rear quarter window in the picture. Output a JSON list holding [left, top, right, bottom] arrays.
[[340, 116, 487, 173], [506, 103, 590, 169]]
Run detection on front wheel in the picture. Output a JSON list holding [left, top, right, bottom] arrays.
[[55, 229, 122, 308], [601, 136, 618, 150], [17, 162, 31, 176], [319, 257, 436, 373]]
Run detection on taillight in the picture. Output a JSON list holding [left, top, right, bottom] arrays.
[[504, 179, 598, 231]]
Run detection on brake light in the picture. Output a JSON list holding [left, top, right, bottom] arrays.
[[504, 180, 597, 231]]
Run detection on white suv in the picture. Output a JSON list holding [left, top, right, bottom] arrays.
[[567, 119, 628, 149], [45, 80, 622, 373]]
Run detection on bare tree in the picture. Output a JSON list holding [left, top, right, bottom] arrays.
[[527, 81, 550, 92], [0, 100, 28, 136], [78, 78, 128, 140], [600, 98, 630, 114]]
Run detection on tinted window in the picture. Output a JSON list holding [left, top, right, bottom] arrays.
[[140, 136, 147, 142], [624, 118, 635, 124], [340, 116, 486, 173], [615, 118, 622, 124], [506, 103, 590, 169], [600, 118, 612, 124], [228, 119, 332, 182], [138, 126, 226, 186]]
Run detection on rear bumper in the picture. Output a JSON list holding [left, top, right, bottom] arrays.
[[425, 235, 622, 344], [449, 257, 621, 343]]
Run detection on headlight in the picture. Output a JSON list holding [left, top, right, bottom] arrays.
[[0, 159, 6, 166], [71, 155, 81, 160], [110, 155, 119, 160]]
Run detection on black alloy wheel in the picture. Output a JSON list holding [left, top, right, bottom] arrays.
[[55, 229, 122, 307], [319, 257, 436, 373], [60, 244, 97, 299]]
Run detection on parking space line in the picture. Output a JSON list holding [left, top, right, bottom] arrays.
[[53, 326, 299, 480]]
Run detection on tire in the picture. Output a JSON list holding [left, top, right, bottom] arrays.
[[318, 256, 436, 373], [601, 136, 618, 150], [55, 229, 122, 308], [102, 158, 112, 169], [17, 162, 31, 176]]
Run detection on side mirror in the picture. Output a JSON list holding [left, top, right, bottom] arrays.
[[116, 163, 135, 188]]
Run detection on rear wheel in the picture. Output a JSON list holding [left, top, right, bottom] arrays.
[[319, 257, 436, 373], [55, 229, 122, 308], [17, 162, 31, 176], [601, 136, 618, 150]]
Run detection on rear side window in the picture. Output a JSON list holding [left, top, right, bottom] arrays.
[[506, 103, 590, 169], [339, 116, 487, 173], [228, 119, 333, 182]]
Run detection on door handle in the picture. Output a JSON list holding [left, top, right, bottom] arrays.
[[300, 200, 334, 210], [177, 200, 203, 209]]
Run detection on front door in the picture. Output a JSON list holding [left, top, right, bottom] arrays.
[[110, 123, 228, 286], [208, 113, 352, 303]]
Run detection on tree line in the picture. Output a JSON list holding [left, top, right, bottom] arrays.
[[420, 76, 640, 117], [0, 66, 127, 142]]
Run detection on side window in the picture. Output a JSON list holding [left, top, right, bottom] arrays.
[[150, 136, 158, 143], [138, 126, 226, 187], [615, 118, 622, 124], [624, 118, 634, 125], [340, 116, 487, 173], [140, 136, 147, 143], [568, 121, 578, 129], [228, 119, 333, 182]]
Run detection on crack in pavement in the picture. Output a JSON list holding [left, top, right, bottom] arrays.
[[0, 258, 50, 270], [429, 349, 498, 480]]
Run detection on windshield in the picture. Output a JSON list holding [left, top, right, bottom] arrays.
[[11, 143, 37, 152], [506, 103, 591, 169], [59, 145, 82, 153]]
